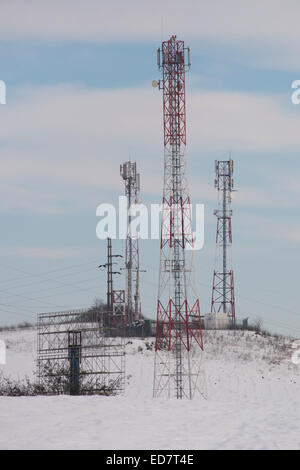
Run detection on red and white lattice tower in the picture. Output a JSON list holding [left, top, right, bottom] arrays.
[[211, 159, 236, 327], [120, 161, 141, 325], [153, 36, 206, 400]]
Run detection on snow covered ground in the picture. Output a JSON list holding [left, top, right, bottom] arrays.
[[0, 328, 299, 449]]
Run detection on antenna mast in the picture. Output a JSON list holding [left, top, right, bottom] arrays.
[[120, 161, 141, 324], [153, 36, 206, 399], [211, 159, 236, 327]]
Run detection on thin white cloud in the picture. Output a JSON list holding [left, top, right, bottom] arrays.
[[237, 212, 300, 244], [0, 1, 300, 69], [0, 84, 299, 213], [0, 0, 297, 43], [2, 84, 300, 151], [233, 185, 300, 210], [189, 91, 300, 152], [0, 182, 72, 214]]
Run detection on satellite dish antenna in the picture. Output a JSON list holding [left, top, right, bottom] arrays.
[[152, 80, 159, 88]]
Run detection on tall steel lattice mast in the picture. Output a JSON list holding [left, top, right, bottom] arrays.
[[120, 161, 141, 325], [153, 35, 206, 400], [211, 159, 236, 327]]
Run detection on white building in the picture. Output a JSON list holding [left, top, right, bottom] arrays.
[[204, 312, 229, 330]]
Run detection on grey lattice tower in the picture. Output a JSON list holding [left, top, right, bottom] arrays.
[[37, 308, 125, 395], [211, 159, 236, 326], [120, 161, 141, 324]]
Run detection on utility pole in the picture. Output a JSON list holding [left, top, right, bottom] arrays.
[[98, 237, 122, 312], [107, 237, 113, 310]]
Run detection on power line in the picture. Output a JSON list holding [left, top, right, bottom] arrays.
[[0, 260, 97, 288], [0, 274, 103, 298]]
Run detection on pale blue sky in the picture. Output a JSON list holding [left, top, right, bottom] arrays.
[[0, 0, 299, 336]]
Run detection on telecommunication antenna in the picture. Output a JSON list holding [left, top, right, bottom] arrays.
[[153, 35, 206, 400], [120, 161, 142, 324], [211, 159, 236, 327]]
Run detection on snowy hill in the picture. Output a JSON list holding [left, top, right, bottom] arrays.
[[0, 328, 299, 449]]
